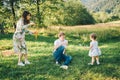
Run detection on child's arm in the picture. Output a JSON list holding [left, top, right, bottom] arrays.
[[89, 42, 93, 50], [89, 45, 93, 49]]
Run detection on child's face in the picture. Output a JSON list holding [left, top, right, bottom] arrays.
[[90, 36, 93, 40]]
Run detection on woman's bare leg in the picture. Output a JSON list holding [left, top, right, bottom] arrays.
[[24, 54, 28, 61], [24, 54, 30, 64], [18, 53, 23, 63]]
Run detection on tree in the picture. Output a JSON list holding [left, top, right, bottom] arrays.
[[0, 0, 96, 31], [10, 0, 16, 29], [1, 0, 20, 29]]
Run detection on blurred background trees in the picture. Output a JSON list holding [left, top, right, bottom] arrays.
[[81, 0, 120, 23], [0, 0, 95, 34], [0, 0, 120, 34]]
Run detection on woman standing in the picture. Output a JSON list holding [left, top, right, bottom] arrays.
[[13, 11, 35, 66]]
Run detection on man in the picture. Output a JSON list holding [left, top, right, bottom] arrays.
[[53, 32, 72, 69]]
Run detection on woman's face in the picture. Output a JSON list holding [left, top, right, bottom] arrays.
[[26, 14, 31, 20]]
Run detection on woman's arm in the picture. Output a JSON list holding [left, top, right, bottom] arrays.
[[22, 22, 35, 29], [25, 29, 33, 35]]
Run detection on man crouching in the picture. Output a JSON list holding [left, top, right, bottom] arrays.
[[53, 32, 72, 69]]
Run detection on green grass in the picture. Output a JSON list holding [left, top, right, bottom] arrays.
[[0, 24, 120, 80]]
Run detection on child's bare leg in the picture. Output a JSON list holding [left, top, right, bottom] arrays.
[[96, 56, 100, 64], [91, 56, 95, 65]]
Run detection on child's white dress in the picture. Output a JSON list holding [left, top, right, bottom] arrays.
[[89, 41, 101, 57]]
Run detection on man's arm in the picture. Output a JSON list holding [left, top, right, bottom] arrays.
[[54, 43, 62, 50]]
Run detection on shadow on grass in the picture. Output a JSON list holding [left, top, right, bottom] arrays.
[[0, 33, 13, 40]]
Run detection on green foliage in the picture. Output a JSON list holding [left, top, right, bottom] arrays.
[[63, 0, 95, 25], [0, 0, 95, 29], [40, 0, 95, 26]]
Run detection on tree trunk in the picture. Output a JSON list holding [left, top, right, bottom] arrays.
[[36, 0, 41, 27], [0, 22, 5, 34], [10, 1, 16, 29]]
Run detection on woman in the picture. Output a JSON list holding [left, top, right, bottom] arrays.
[[13, 11, 35, 66]]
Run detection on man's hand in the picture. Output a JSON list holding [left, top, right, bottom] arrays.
[[61, 42, 66, 45]]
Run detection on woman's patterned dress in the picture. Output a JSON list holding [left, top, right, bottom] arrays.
[[13, 18, 32, 54]]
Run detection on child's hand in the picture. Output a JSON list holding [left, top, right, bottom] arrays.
[[84, 46, 89, 50]]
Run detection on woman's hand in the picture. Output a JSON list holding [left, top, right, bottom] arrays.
[[33, 31, 39, 39], [29, 22, 35, 26], [33, 31, 38, 34]]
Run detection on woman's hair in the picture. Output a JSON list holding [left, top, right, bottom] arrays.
[[22, 11, 31, 25], [58, 32, 65, 37], [90, 33, 97, 40]]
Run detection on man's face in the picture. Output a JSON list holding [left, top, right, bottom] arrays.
[[60, 35, 65, 41]]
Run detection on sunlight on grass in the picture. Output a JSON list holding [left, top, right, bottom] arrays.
[[100, 45, 109, 48]]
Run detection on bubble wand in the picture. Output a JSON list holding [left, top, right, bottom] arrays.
[[34, 24, 39, 40], [32, 17, 39, 40]]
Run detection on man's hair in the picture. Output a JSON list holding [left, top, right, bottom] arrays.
[[58, 32, 65, 37]]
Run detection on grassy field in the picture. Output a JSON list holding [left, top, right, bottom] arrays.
[[0, 23, 120, 80]]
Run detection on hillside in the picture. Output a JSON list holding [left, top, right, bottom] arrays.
[[81, 0, 120, 14]]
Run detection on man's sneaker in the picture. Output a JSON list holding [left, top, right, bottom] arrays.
[[97, 62, 100, 65], [56, 61, 59, 64], [60, 65, 68, 70], [18, 62, 25, 66], [55, 61, 60, 66], [25, 60, 31, 64], [88, 63, 93, 65]]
